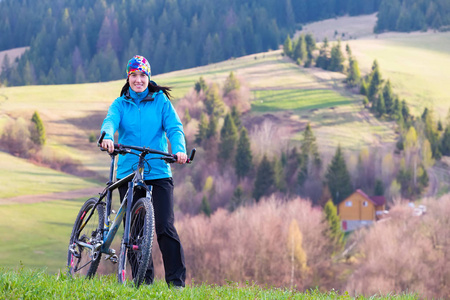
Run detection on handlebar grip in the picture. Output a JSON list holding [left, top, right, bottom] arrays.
[[97, 131, 106, 146], [188, 148, 196, 163]]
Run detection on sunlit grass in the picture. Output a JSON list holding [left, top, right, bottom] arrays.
[[347, 31, 450, 118], [0, 267, 420, 300], [0, 152, 97, 199], [252, 89, 354, 112]]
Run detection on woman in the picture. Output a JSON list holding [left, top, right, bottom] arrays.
[[100, 55, 187, 288]]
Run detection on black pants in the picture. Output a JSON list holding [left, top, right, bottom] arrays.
[[118, 177, 186, 287]]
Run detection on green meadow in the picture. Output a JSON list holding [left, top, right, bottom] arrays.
[[0, 152, 97, 199], [0, 268, 419, 300], [252, 89, 353, 112], [347, 31, 450, 118], [0, 199, 84, 271]]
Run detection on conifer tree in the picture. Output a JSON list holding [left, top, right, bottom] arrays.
[[30, 111, 46, 146], [230, 105, 241, 129], [283, 35, 293, 57], [298, 123, 321, 186], [328, 40, 345, 72], [184, 108, 191, 123], [368, 60, 382, 102], [195, 113, 208, 144], [323, 200, 344, 251], [204, 83, 225, 117], [401, 100, 410, 123], [224, 71, 240, 95], [377, 93, 386, 116], [274, 157, 287, 192], [195, 76, 207, 93], [218, 114, 238, 163], [292, 34, 307, 64], [301, 123, 321, 167], [304, 33, 316, 67], [201, 196, 212, 217], [374, 179, 385, 196], [235, 127, 253, 180], [359, 78, 368, 96], [440, 126, 450, 156], [253, 155, 275, 202], [382, 80, 394, 115], [325, 145, 353, 205], [316, 37, 330, 70], [206, 115, 218, 139], [229, 185, 245, 212], [346, 57, 361, 87]]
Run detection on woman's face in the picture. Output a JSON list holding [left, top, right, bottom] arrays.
[[129, 71, 149, 93]]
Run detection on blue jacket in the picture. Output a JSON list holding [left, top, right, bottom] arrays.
[[100, 88, 186, 180]]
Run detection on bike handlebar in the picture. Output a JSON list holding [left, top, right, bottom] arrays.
[[97, 131, 196, 164]]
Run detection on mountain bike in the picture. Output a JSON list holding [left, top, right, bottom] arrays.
[[67, 131, 195, 287]]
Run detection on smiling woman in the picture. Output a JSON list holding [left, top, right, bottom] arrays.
[[100, 54, 188, 288]]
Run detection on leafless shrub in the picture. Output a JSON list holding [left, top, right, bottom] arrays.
[[249, 120, 289, 160], [222, 84, 251, 113], [345, 197, 450, 298], [174, 175, 201, 215], [176, 89, 206, 120], [174, 196, 336, 290], [0, 117, 33, 157]]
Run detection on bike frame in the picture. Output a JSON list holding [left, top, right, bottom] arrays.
[[72, 130, 195, 267], [75, 150, 151, 257]]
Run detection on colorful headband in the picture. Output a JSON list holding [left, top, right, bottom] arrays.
[[126, 55, 151, 78]]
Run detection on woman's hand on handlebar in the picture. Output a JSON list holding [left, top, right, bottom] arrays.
[[175, 152, 187, 164], [101, 139, 115, 153]]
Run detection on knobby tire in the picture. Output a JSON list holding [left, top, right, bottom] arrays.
[[117, 197, 154, 287], [67, 197, 104, 278]]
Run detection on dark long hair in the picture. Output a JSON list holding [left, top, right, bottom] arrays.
[[120, 79, 172, 100]]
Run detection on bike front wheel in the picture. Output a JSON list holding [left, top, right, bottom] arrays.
[[67, 197, 104, 278], [118, 197, 154, 287]]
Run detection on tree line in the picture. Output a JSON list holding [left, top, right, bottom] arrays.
[[0, 0, 381, 86], [375, 0, 450, 32]]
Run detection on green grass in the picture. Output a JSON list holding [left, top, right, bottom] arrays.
[[252, 89, 354, 113], [0, 195, 123, 273], [0, 152, 97, 199], [0, 267, 419, 299], [0, 198, 86, 271]]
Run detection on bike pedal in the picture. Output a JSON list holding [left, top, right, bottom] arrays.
[[105, 254, 118, 264]]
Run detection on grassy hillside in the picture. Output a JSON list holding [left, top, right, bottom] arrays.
[[0, 198, 85, 271], [2, 27, 449, 197], [347, 31, 450, 118], [0, 47, 397, 198], [298, 15, 450, 118], [0, 152, 97, 199], [0, 268, 418, 299]]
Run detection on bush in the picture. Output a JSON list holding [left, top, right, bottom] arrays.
[[177, 196, 336, 289], [88, 132, 96, 143], [0, 117, 33, 157]]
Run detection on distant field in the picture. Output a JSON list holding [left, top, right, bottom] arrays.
[[346, 31, 450, 118], [296, 13, 378, 42], [252, 89, 353, 112]]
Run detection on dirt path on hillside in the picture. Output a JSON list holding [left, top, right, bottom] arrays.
[[0, 186, 103, 205]]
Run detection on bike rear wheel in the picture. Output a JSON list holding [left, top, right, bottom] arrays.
[[117, 197, 154, 287], [67, 197, 104, 278]]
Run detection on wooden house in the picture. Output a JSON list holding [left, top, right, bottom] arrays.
[[338, 189, 386, 232]]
